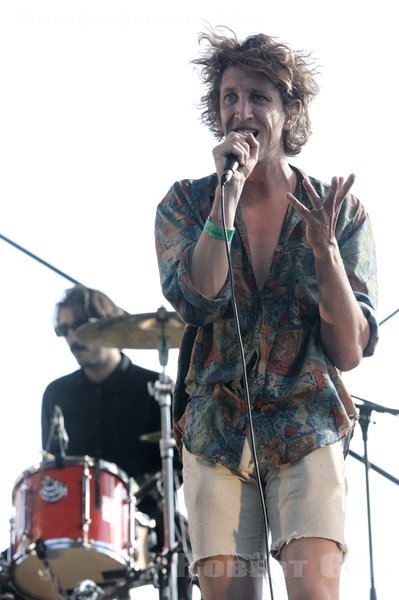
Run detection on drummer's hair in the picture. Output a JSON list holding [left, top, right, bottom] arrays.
[[54, 285, 126, 325]]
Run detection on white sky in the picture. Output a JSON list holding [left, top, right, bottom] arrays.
[[1, 2, 398, 599]]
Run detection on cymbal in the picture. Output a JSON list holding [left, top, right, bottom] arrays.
[[139, 431, 162, 444], [75, 307, 184, 349]]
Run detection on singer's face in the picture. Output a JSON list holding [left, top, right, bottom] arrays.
[[219, 67, 288, 159], [57, 307, 111, 368]]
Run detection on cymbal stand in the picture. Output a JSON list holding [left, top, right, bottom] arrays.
[[147, 306, 178, 600]]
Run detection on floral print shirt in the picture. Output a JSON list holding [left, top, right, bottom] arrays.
[[155, 167, 379, 470]]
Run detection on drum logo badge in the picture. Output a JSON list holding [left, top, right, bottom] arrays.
[[40, 476, 68, 503]]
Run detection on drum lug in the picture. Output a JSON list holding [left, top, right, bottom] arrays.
[[20, 483, 31, 542], [81, 458, 92, 545]]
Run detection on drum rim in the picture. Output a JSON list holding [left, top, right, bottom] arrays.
[[12, 537, 132, 567], [11, 456, 132, 494]]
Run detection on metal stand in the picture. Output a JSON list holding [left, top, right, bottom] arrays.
[[148, 307, 178, 600], [358, 405, 378, 600], [352, 396, 399, 600]]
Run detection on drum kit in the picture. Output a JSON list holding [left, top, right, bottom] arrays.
[[0, 307, 200, 600]]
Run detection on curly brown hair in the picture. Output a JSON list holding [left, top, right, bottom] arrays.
[[191, 26, 320, 156]]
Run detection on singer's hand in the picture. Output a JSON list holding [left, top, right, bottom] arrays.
[[287, 174, 355, 257], [213, 130, 259, 185]]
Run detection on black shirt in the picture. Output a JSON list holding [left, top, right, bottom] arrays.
[[41, 353, 162, 480]]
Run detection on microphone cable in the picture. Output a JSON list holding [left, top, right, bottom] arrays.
[[219, 181, 275, 600]]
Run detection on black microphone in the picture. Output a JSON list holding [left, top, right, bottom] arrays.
[[220, 154, 239, 187], [53, 405, 69, 454]]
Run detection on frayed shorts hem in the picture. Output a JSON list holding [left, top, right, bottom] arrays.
[[270, 534, 349, 562], [188, 552, 265, 577], [188, 535, 348, 576]]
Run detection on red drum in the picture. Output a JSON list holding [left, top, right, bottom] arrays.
[[10, 456, 149, 600]]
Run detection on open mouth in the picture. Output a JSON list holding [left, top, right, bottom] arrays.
[[235, 128, 259, 138]]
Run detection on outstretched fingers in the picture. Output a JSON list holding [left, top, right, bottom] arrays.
[[287, 190, 309, 216], [337, 173, 356, 202], [289, 173, 356, 213], [323, 173, 356, 221], [287, 173, 357, 249], [302, 177, 329, 209]]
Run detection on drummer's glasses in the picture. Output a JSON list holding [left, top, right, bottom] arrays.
[[55, 319, 88, 337]]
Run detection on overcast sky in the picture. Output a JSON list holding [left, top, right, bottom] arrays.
[[1, 2, 398, 599]]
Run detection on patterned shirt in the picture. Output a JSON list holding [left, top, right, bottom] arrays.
[[155, 167, 379, 470]]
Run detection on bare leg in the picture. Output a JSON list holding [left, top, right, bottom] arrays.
[[197, 555, 263, 600], [280, 537, 343, 600]]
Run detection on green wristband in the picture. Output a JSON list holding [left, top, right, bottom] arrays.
[[204, 217, 235, 242]]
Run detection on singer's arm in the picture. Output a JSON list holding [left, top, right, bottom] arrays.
[[190, 131, 258, 298], [288, 176, 376, 371], [315, 241, 371, 371], [190, 184, 241, 298]]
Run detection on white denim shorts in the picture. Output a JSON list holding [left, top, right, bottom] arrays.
[[182, 439, 348, 573]]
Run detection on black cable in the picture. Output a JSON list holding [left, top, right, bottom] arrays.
[[0, 233, 84, 285], [220, 183, 275, 600], [378, 307, 399, 326]]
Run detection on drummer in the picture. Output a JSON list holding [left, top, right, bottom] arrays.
[[41, 285, 163, 484], [41, 285, 182, 560]]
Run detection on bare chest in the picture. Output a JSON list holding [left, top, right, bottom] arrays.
[[240, 201, 288, 290]]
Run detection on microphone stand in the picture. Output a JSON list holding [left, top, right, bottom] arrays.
[[148, 307, 178, 600], [54, 405, 69, 461], [352, 396, 399, 600], [10, 407, 68, 597], [24, 406, 68, 530], [358, 404, 377, 600]]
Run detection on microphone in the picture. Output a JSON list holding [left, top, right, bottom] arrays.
[[53, 405, 69, 454], [220, 154, 239, 187]]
